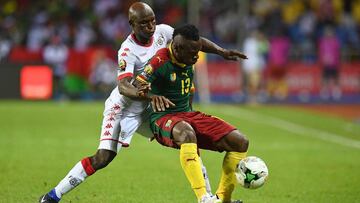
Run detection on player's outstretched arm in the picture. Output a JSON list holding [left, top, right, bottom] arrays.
[[200, 37, 248, 60]]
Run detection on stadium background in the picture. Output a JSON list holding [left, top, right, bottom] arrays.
[[0, 0, 359, 103], [0, 0, 360, 203]]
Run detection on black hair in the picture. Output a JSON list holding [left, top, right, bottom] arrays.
[[172, 24, 200, 41]]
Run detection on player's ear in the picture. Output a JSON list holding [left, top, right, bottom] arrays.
[[174, 45, 182, 56], [178, 44, 185, 53], [173, 43, 181, 52]]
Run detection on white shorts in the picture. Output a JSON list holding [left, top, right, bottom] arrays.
[[98, 99, 152, 153]]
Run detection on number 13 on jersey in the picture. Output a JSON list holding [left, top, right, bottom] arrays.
[[181, 78, 191, 95]]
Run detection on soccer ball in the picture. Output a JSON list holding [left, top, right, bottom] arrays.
[[235, 156, 269, 189]]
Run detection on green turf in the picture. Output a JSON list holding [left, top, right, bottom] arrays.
[[0, 101, 359, 203]]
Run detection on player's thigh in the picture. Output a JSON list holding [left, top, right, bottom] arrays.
[[98, 101, 122, 153], [117, 115, 144, 149], [136, 119, 153, 138], [99, 114, 144, 153], [151, 113, 189, 149], [189, 112, 237, 151], [136, 106, 153, 138]]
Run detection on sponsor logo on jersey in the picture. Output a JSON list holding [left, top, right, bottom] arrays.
[[113, 105, 121, 110], [107, 116, 115, 121], [144, 64, 153, 75], [165, 119, 172, 128], [121, 48, 130, 57], [186, 157, 197, 162], [118, 59, 127, 70], [103, 131, 111, 136], [170, 73, 176, 82], [120, 131, 127, 139], [105, 123, 113, 129]]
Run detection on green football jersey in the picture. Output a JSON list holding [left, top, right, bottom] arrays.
[[136, 47, 194, 125]]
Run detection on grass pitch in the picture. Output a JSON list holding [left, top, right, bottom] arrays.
[[0, 101, 359, 203]]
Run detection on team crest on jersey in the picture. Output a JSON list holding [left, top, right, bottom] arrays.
[[170, 73, 176, 82], [118, 59, 127, 70], [165, 119, 172, 128], [144, 64, 153, 75], [156, 35, 165, 46]]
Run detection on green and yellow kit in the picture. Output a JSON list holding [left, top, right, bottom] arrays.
[[136, 46, 195, 125]]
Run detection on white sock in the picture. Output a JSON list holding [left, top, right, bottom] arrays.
[[53, 161, 90, 198], [199, 157, 212, 195]]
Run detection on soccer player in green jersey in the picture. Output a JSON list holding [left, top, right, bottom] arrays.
[[136, 24, 249, 203]]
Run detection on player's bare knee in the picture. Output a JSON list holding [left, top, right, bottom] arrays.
[[179, 128, 197, 143], [239, 135, 249, 152], [220, 130, 249, 152], [173, 121, 197, 145], [232, 131, 249, 152]]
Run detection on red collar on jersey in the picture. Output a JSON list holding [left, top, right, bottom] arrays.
[[131, 33, 154, 47]]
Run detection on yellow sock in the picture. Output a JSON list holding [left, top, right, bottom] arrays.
[[216, 151, 247, 202], [180, 143, 207, 200]]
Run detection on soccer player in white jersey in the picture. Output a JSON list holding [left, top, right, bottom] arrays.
[[39, 2, 247, 203]]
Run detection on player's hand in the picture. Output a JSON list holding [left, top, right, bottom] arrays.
[[222, 49, 248, 60], [150, 95, 175, 112], [136, 83, 151, 99]]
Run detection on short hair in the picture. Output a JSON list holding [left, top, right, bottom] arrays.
[[173, 24, 200, 41]]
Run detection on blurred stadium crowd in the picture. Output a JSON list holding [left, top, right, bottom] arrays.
[[0, 0, 359, 102]]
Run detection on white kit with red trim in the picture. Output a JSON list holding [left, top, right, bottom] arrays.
[[98, 24, 174, 152], [112, 24, 173, 116]]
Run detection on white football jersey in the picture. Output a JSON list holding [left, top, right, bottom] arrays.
[[107, 24, 174, 116]]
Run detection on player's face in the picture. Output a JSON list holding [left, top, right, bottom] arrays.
[[132, 12, 156, 42], [173, 37, 201, 65]]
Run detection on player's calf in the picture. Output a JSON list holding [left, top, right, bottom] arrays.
[[89, 149, 116, 170], [215, 131, 249, 202], [39, 150, 116, 202]]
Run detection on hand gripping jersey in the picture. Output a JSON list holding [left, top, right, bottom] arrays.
[[136, 46, 195, 125], [98, 24, 173, 152]]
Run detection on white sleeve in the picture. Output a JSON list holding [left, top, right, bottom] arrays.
[[157, 24, 174, 44], [117, 47, 137, 80]]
